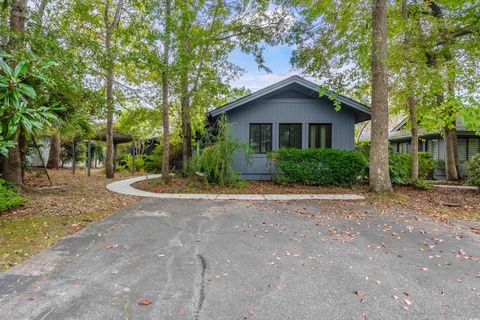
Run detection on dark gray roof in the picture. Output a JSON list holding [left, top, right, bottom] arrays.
[[389, 118, 476, 141], [208, 75, 371, 123]]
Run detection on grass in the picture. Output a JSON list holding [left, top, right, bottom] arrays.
[[0, 211, 109, 271], [0, 168, 139, 271]]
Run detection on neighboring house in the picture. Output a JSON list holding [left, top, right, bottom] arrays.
[[389, 118, 480, 179], [207, 75, 372, 180]]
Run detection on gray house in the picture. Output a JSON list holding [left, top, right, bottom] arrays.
[[207, 75, 371, 180], [389, 118, 480, 178]]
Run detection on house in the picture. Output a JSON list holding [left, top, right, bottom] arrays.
[[206, 75, 372, 180], [389, 118, 480, 178]]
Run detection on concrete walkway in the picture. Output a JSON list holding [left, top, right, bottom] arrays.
[[433, 184, 479, 191], [106, 175, 366, 201]]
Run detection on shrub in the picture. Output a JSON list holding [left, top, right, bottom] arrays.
[[418, 152, 436, 179], [144, 145, 162, 173], [190, 115, 251, 186], [467, 154, 480, 188], [0, 179, 25, 212], [268, 148, 367, 186], [355, 140, 370, 154], [117, 153, 145, 172], [389, 152, 435, 184], [389, 153, 411, 185]]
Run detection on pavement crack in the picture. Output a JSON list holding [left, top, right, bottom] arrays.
[[195, 254, 207, 320]]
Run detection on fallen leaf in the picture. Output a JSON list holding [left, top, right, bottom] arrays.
[[138, 299, 152, 306], [354, 290, 367, 297], [404, 298, 412, 306]]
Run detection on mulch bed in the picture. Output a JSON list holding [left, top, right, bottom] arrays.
[[135, 177, 480, 222]]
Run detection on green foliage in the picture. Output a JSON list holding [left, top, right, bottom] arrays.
[[0, 53, 59, 154], [467, 154, 480, 188], [144, 145, 163, 174], [355, 140, 371, 154], [190, 116, 251, 186], [389, 152, 435, 185], [60, 141, 86, 166], [418, 152, 436, 179], [117, 153, 145, 173], [0, 178, 24, 212], [269, 148, 367, 186], [388, 153, 412, 185], [0, 136, 15, 157]]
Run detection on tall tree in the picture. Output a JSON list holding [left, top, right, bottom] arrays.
[[2, 0, 27, 185], [369, 0, 392, 192], [161, 0, 171, 183], [103, 0, 124, 178]]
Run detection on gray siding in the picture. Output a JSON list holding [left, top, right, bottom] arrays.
[[225, 91, 356, 179]]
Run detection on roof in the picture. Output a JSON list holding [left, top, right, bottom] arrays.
[[208, 75, 371, 123], [389, 117, 476, 141], [94, 132, 134, 144]]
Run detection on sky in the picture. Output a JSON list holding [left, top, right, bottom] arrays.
[[228, 44, 306, 92]]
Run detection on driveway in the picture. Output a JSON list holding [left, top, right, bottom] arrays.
[[0, 199, 479, 319]]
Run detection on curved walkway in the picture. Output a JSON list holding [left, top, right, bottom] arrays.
[[106, 175, 365, 201]]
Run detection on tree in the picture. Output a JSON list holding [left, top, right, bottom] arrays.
[[103, 0, 124, 178], [1, 0, 27, 185], [161, 0, 171, 183], [0, 56, 59, 181], [171, 1, 290, 175], [369, 0, 392, 192]]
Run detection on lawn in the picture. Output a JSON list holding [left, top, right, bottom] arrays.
[[0, 169, 139, 271]]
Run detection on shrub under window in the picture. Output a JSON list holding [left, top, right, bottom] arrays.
[[268, 148, 367, 186], [467, 154, 480, 188]]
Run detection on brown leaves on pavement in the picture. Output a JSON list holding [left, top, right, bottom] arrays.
[[138, 299, 152, 306]]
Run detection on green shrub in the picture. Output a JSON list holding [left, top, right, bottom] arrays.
[[389, 153, 411, 185], [117, 153, 145, 172], [355, 140, 370, 154], [0, 179, 25, 212], [467, 154, 480, 188], [190, 115, 251, 186], [144, 145, 162, 173], [268, 148, 367, 186], [418, 152, 436, 179], [389, 152, 435, 184]]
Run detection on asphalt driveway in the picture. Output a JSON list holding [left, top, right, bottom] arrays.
[[0, 199, 479, 319]]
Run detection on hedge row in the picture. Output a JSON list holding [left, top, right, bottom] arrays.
[[268, 148, 367, 186]]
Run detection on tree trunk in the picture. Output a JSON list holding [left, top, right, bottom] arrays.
[[1, 134, 22, 185], [37, 0, 48, 24], [18, 130, 27, 181], [161, 0, 171, 184], [408, 96, 419, 181], [402, 0, 419, 181], [444, 125, 459, 180], [369, 0, 392, 192], [1, 0, 27, 185], [47, 132, 61, 169], [103, 0, 124, 179], [8, 0, 26, 49], [105, 59, 115, 178], [181, 72, 192, 176]]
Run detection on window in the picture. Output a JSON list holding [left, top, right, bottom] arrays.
[[426, 139, 439, 160], [397, 142, 409, 153], [458, 138, 480, 162], [279, 124, 302, 149], [249, 124, 272, 154], [309, 124, 332, 149]]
